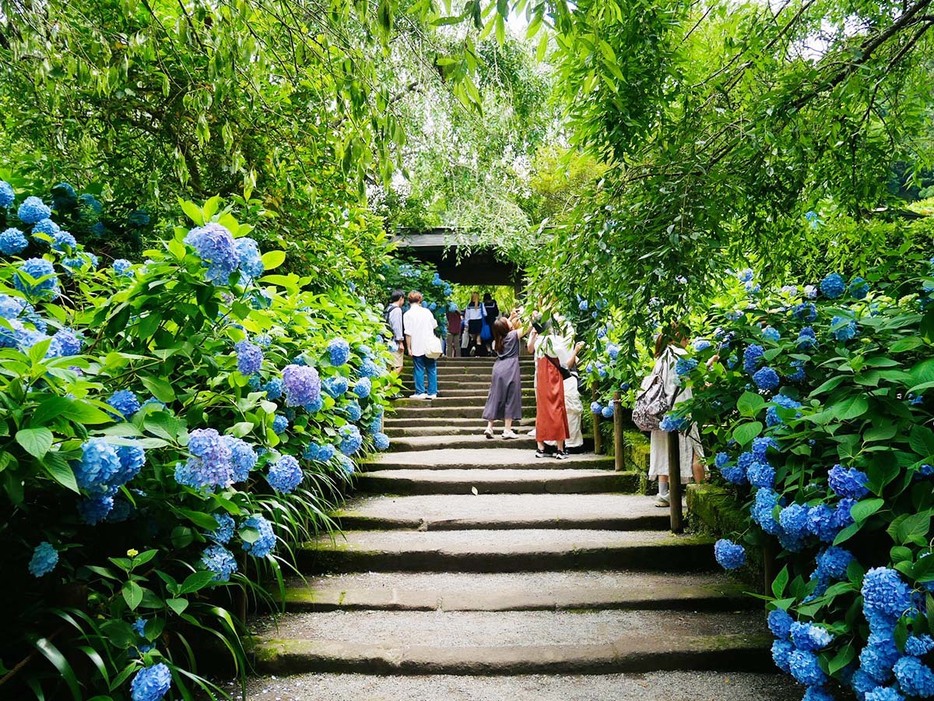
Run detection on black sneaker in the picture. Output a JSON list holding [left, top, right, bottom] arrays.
[[534, 449, 547, 458], [553, 451, 569, 460]]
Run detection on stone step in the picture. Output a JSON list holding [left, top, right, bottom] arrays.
[[399, 381, 520, 392], [385, 426, 537, 438], [334, 494, 665, 531], [237, 670, 801, 700], [407, 388, 535, 398], [410, 369, 534, 380], [389, 434, 541, 450], [297, 529, 715, 573], [355, 468, 640, 495], [384, 417, 535, 427], [363, 449, 614, 472], [395, 395, 534, 408], [251, 609, 771, 676], [391, 406, 529, 419], [281, 570, 753, 612], [406, 359, 536, 369]]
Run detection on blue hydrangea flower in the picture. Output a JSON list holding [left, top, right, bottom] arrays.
[[762, 326, 781, 342], [659, 414, 686, 432], [210, 513, 236, 544], [753, 367, 780, 391], [283, 364, 321, 408], [224, 436, 257, 482], [61, 252, 97, 274], [794, 302, 818, 321], [578, 299, 589, 312], [789, 649, 826, 686], [714, 452, 730, 469], [128, 209, 151, 227], [737, 268, 753, 283], [33, 217, 61, 236], [803, 687, 835, 701], [272, 414, 289, 434], [905, 635, 934, 657], [373, 432, 390, 451], [692, 339, 711, 352], [721, 465, 747, 485], [323, 376, 349, 398], [743, 344, 764, 374], [788, 360, 807, 383], [713, 539, 746, 569], [864, 688, 904, 701], [368, 416, 383, 435], [832, 315, 858, 341], [110, 259, 134, 278], [317, 444, 336, 462], [304, 395, 324, 413], [359, 358, 382, 378], [832, 498, 856, 531], [862, 567, 913, 621], [132, 617, 147, 637], [201, 544, 238, 583], [751, 488, 781, 535], [601, 405, 615, 419], [345, 401, 363, 423], [73, 438, 122, 494], [767, 609, 794, 639], [353, 377, 372, 399], [747, 461, 775, 488], [820, 273, 846, 299], [174, 428, 233, 489], [607, 343, 621, 360], [751, 437, 778, 459], [78, 495, 114, 524], [772, 639, 793, 673], [78, 193, 103, 214], [52, 230, 77, 252], [14, 258, 59, 300], [860, 636, 900, 684], [766, 394, 802, 427], [262, 378, 283, 400], [339, 424, 363, 456], [17, 196, 51, 225], [813, 546, 854, 584], [828, 464, 869, 499], [675, 357, 698, 376], [240, 515, 276, 558], [849, 276, 870, 299], [235, 339, 263, 375], [266, 454, 302, 493], [0, 180, 14, 207], [115, 443, 146, 485], [328, 338, 351, 366], [0, 227, 28, 254], [130, 662, 172, 701], [47, 328, 83, 358], [797, 326, 818, 351], [235, 237, 264, 280], [108, 390, 141, 418], [184, 223, 239, 283], [591, 401, 602, 414], [779, 503, 810, 542], [337, 454, 356, 475], [790, 622, 834, 651], [28, 542, 59, 577]]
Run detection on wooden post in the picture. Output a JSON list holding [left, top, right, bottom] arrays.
[[763, 541, 778, 597], [592, 390, 603, 455], [613, 392, 624, 471], [667, 431, 683, 534]]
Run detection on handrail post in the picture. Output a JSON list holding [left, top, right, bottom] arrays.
[[667, 431, 683, 533], [592, 390, 603, 455], [613, 392, 624, 471]]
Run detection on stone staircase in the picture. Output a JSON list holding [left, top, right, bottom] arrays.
[[248, 356, 786, 695]]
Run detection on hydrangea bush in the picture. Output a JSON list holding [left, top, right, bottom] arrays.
[[0, 185, 396, 699], [670, 265, 934, 700]]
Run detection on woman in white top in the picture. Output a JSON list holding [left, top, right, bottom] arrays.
[[647, 326, 706, 506], [463, 292, 485, 357]]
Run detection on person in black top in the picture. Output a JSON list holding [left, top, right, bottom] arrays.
[[481, 292, 500, 356]]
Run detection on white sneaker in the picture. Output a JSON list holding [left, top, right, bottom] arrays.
[[502, 430, 518, 440], [427, 394, 438, 400], [409, 393, 429, 400], [654, 494, 670, 508]]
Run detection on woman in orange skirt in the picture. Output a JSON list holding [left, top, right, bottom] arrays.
[[528, 325, 570, 459]]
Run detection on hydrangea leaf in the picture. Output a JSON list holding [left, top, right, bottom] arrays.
[[260, 250, 285, 271], [849, 498, 884, 525], [732, 421, 762, 446], [41, 452, 78, 493], [166, 598, 189, 616], [140, 375, 175, 403], [16, 427, 53, 459], [737, 391, 765, 417]]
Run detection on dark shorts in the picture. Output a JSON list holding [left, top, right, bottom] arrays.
[[468, 319, 483, 334]]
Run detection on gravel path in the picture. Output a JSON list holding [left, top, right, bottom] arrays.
[[231, 672, 800, 701]]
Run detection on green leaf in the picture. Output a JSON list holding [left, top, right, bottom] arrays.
[[833, 521, 861, 546], [896, 511, 931, 546], [61, 400, 114, 425], [34, 638, 82, 701], [260, 250, 286, 271], [178, 571, 218, 595], [771, 566, 789, 598], [889, 337, 923, 352], [850, 498, 884, 525], [909, 425, 934, 460], [828, 642, 856, 675], [16, 427, 54, 458], [177, 507, 223, 530], [732, 421, 763, 446], [229, 421, 254, 438], [166, 598, 189, 615], [179, 198, 204, 225], [123, 581, 143, 611], [831, 396, 869, 421], [737, 391, 765, 417], [141, 375, 176, 403], [42, 452, 79, 493]]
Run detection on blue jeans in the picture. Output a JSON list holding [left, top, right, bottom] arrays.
[[412, 355, 438, 396]]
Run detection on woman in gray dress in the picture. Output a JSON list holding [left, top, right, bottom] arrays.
[[482, 315, 526, 439]]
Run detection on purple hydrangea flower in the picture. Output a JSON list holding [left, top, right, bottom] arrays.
[[224, 436, 257, 482], [283, 364, 321, 408], [234, 339, 263, 375], [174, 428, 233, 489]]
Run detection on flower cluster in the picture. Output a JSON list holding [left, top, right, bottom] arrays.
[[184, 223, 240, 283], [14, 258, 59, 300], [266, 455, 302, 493], [338, 424, 363, 456], [713, 539, 746, 569], [235, 339, 264, 375], [240, 515, 276, 558], [327, 338, 351, 366], [201, 544, 238, 582], [28, 542, 59, 577], [283, 364, 321, 408], [0, 227, 28, 254], [174, 429, 234, 489], [130, 663, 172, 701]]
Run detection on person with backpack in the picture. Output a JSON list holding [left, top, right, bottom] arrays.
[[634, 324, 706, 506], [464, 292, 484, 357], [480, 292, 500, 356], [385, 289, 405, 376]]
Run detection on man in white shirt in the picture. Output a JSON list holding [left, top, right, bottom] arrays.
[[403, 290, 439, 399]]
